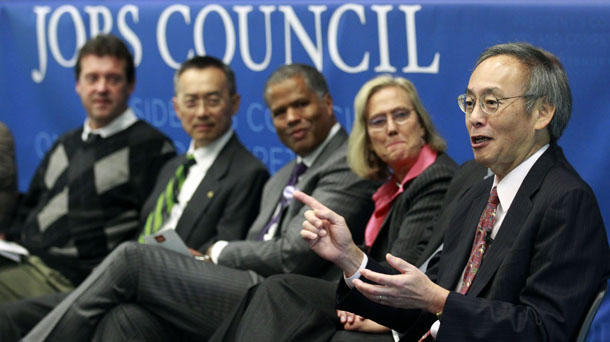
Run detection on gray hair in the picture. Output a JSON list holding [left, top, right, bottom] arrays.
[[263, 64, 329, 105], [475, 42, 572, 142]]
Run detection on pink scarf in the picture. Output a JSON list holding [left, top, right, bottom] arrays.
[[364, 144, 438, 248]]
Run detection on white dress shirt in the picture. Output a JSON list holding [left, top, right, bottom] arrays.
[[158, 128, 234, 233]]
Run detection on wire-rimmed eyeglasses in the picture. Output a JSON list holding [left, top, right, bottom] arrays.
[[367, 109, 415, 130], [457, 93, 534, 115]]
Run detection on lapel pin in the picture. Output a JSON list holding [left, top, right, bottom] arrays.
[[207, 191, 214, 198]]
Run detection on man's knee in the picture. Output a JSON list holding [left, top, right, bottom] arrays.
[[262, 273, 300, 286], [93, 304, 174, 342], [102, 241, 144, 271], [262, 273, 312, 291], [111, 241, 141, 258]]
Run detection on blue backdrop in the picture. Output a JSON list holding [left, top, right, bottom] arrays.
[[1, 0, 609, 340], [2, 1, 608, 221]]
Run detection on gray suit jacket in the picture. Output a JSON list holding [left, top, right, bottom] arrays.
[[140, 134, 269, 252], [218, 128, 377, 278]]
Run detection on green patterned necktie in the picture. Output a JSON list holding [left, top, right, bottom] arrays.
[[138, 154, 196, 242]]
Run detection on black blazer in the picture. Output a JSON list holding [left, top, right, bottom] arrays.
[[337, 144, 610, 342], [414, 160, 490, 268], [368, 153, 457, 267], [139, 134, 269, 252]]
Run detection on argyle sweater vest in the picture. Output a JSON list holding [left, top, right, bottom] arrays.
[[10, 120, 175, 284]]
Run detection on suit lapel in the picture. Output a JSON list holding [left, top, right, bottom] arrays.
[[174, 135, 236, 240], [438, 179, 492, 289], [283, 129, 348, 226], [466, 147, 557, 296], [247, 160, 294, 239], [248, 128, 348, 239]]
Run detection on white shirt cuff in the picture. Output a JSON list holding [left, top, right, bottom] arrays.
[[430, 320, 440, 339], [343, 252, 368, 288], [209, 240, 228, 264]]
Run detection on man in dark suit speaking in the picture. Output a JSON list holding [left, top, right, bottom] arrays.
[[21, 64, 377, 341], [295, 42, 609, 341]]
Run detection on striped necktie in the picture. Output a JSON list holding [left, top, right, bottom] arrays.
[[458, 186, 499, 294], [257, 162, 308, 240], [139, 155, 196, 242]]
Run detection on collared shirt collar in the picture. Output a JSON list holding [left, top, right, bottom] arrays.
[[297, 123, 341, 168], [493, 144, 549, 214], [187, 128, 234, 165], [81, 108, 138, 142]]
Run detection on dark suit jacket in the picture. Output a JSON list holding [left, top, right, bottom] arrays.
[[368, 153, 457, 267], [218, 128, 378, 279], [140, 134, 269, 252], [337, 144, 610, 342], [0, 122, 17, 228], [414, 160, 490, 268], [329, 159, 485, 342]]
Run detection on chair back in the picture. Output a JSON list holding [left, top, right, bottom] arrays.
[[576, 282, 608, 342]]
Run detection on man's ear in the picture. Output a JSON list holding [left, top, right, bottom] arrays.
[[322, 93, 333, 116], [127, 81, 135, 95], [534, 97, 555, 131], [172, 97, 182, 120], [230, 93, 241, 116]]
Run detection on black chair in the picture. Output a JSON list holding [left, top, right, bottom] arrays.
[[576, 282, 608, 342]]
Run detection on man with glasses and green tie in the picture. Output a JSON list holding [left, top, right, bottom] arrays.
[[0, 54, 271, 341], [276, 42, 608, 341], [136, 55, 269, 254]]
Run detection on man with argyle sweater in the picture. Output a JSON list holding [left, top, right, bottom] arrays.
[[0, 34, 176, 301], [0, 53, 272, 342]]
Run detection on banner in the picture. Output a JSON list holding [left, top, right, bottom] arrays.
[[1, 1, 608, 228]]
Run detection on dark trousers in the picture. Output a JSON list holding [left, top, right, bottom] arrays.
[[23, 241, 263, 341], [0, 292, 66, 342], [210, 273, 394, 342]]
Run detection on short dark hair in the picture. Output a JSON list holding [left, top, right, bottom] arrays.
[[263, 64, 329, 106], [174, 56, 236, 96], [475, 42, 572, 142], [75, 34, 135, 84]]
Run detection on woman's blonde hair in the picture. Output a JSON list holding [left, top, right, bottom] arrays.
[[348, 75, 446, 180]]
